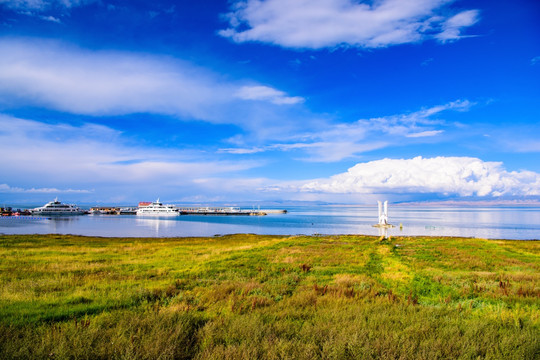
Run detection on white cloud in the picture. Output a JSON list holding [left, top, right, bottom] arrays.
[[1, 0, 47, 10], [290, 141, 388, 162], [421, 57, 434, 66], [497, 135, 540, 153], [0, 184, 91, 193], [531, 56, 540, 66], [0, 38, 305, 136], [222, 141, 387, 162], [435, 10, 479, 42], [40, 15, 61, 23], [415, 99, 472, 117], [297, 156, 540, 197], [0, 38, 229, 119], [0, 0, 93, 11], [511, 141, 540, 153], [406, 130, 443, 138], [219, 147, 265, 154], [235, 85, 304, 104], [220, 0, 480, 49], [0, 115, 258, 192], [316, 99, 470, 142], [222, 99, 469, 162]]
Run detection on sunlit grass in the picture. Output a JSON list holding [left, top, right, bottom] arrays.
[[0, 234, 538, 359]]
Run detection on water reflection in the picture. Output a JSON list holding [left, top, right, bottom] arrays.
[[0, 206, 538, 239], [135, 218, 175, 236], [47, 216, 81, 231]]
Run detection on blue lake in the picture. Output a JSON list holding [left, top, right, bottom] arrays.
[[1, 206, 539, 240]]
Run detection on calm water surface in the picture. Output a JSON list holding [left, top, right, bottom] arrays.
[[1, 206, 539, 240]]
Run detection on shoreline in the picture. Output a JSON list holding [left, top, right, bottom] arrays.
[[1, 233, 538, 241]]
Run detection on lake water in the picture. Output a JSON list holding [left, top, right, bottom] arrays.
[[1, 206, 539, 240]]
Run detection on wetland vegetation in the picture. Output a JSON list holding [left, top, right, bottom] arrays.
[[0, 234, 538, 359]]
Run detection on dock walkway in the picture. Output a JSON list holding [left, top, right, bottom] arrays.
[[177, 207, 267, 216]]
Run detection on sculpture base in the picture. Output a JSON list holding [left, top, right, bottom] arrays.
[[372, 224, 395, 228]]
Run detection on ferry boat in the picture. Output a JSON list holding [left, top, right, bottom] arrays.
[[31, 198, 85, 215], [136, 199, 179, 216]]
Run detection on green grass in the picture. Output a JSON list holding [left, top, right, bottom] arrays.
[[0, 234, 538, 359]]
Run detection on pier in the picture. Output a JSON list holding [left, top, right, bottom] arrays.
[[177, 207, 267, 216], [1, 204, 285, 217], [90, 207, 120, 215]]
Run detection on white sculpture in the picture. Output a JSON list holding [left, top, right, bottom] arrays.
[[373, 200, 393, 238], [378, 200, 388, 225]]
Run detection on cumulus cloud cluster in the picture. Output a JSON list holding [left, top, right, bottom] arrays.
[[299, 157, 540, 197], [2, 118, 538, 201], [220, 0, 479, 49]]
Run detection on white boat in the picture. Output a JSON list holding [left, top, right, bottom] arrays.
[[31, 198, 85, 215], [136, 199, 179, 216]]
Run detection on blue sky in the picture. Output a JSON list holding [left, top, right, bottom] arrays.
[[0, 0, 539, 204]]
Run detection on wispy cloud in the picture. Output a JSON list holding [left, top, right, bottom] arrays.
[[292, 156, 540, 197], [0, 115, 259, 196], [406, 130, 443, 138], [219, 147, 266, 155], [220, 0, 480, 50], [510, 141, 540, 153], [435, 10, 480, 42], [235, 85, 304, 105], [39, 15, 61, 23], [222, 99, 473, 162], [0, 38, 307, 137], [1, 0, 94, 11], [0, 184, 92, 193], [353, 99, 472, 137], [421, 57, 434, 66], [1, 0, 94, 23], [498, 137, 540, 153], [531, 56, 540, 66], [220, 141, 388, 162]]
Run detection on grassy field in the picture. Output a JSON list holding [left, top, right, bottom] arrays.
[[0, 233, 538, 359]]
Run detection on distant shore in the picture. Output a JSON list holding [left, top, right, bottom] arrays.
[[0, 232, 537, 241]]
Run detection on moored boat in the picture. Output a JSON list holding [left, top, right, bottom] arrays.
[[136, 199, 179, 216], [31, 198, 85, 215]]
